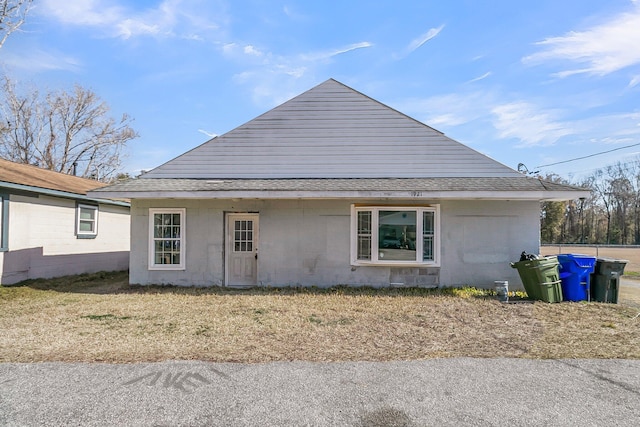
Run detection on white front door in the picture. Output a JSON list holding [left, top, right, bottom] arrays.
[[226, 214, 259, 287]]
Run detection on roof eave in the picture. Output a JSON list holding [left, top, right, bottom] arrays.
[[2, 181, 130, 207], [89, 189, 590, 201]]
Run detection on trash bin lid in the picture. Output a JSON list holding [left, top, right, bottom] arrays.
[[596, 257, 629, 264], [557, 254, 596, 271]]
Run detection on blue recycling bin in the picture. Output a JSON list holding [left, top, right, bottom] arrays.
[[557, 254, 597, 302]]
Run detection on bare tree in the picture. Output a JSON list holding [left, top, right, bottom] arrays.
[[539, 174, 570, 242], [0, 0, 32, 49], [0, 76, 138, 181]]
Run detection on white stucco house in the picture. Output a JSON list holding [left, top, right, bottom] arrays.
[[0, 159, 130, 285], [90, 79, 588, 288]]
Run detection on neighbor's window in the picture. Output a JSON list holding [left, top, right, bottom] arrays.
[[351, 205, 439, 265], [76, 204, 98, 238], [149, 208, 185, 270]]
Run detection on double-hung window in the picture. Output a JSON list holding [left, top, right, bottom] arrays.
[[149, 208, 185, 270], [76, 204, 98, 238], [351, 205, 440, 266]]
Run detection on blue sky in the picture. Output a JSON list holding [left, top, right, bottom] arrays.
[[2, 0, 640, 181]]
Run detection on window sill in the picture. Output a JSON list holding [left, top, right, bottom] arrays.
[[352, 261, 440, 268], [76, 234, 97, 239], [148, 265, 186, 271]]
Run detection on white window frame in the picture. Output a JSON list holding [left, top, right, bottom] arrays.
[[149, 208, 186, 270], [76, 204, 98, 238], [350, 205, 440, 267], [0, 193, 8, 251]]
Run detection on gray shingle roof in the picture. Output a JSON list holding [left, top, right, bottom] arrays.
[[91, 176, 586, 194], [141, 79, 523, 179]]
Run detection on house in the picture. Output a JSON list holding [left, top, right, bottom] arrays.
[[89, 79, 588, 288], [0, 159, 130, 285]]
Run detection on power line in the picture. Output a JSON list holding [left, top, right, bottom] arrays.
[[535, 141, 640, 168]]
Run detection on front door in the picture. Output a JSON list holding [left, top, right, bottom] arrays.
[[226, 214, 259, 287]]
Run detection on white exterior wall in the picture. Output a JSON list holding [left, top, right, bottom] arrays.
[[130, 198, 539, 289], [439, 200, 540, 286], [0, 193, 130, 285]]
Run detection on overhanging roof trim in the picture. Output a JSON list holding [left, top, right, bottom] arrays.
[[1, 181, 130, 207], [88, 177, 589, 201]]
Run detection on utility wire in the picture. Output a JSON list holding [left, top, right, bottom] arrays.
[[535, 141, 640, 168]]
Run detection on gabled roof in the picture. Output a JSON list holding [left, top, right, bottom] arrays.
[[0, 158, 128, 206], [142, 79, 522, 179], [90, 78, 588, 201]]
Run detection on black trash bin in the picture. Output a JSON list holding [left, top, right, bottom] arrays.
[[590, 258, 628, 303]]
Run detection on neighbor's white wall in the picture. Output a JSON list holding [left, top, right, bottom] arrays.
[[8, 194, 129, 255], [129, 198, 539, 288], [0, 193, 130, 285]]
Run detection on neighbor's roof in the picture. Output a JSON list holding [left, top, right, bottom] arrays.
[[0, 158, 128, 206], [90, 177, 590, 201]]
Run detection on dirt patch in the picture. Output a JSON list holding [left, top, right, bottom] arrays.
[[2, 271, 639, 363]]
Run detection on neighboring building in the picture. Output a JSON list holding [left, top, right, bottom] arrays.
[[90, 79, 588, 288], [0, 159, 130, 285]]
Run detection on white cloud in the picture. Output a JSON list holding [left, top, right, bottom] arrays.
[[466, 72, 492, 84], [628, 75, 640, 88], [117, 19, 162, 39], [398, 91, 495, 128], [523, 5, 640, 76], [491, 102, 574, 146], [244, 45, 263, 57], [198, 129, 218, 138], [1, 48, 82, 73], [578, 112, 640, 141], [37, 0, 222, 40], [396, 25, 444, 58], [230, 41, 372, 107], [407, 26, 444, 52], [300, 42, 373, 62], [38, 0, 124, 26], [222, 43, 237, 54]]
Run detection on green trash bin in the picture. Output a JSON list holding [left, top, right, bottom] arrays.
[[510, 256, 563, 303], [590, 258, 628, 303]]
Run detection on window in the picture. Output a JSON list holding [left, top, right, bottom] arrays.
[[77, 204, 98, 238], [233, 219, 254, 252], [351, 205, 440, 266], [149, 208, 185, 270], [0, 193, 8, 251]]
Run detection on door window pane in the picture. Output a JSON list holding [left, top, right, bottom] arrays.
[[233, 220, 254, 252]]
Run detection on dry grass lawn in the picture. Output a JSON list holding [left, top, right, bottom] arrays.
[[2, 271, 640, 363]]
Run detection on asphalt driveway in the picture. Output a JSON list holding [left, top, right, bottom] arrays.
[[1, 358, 639, 426]]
